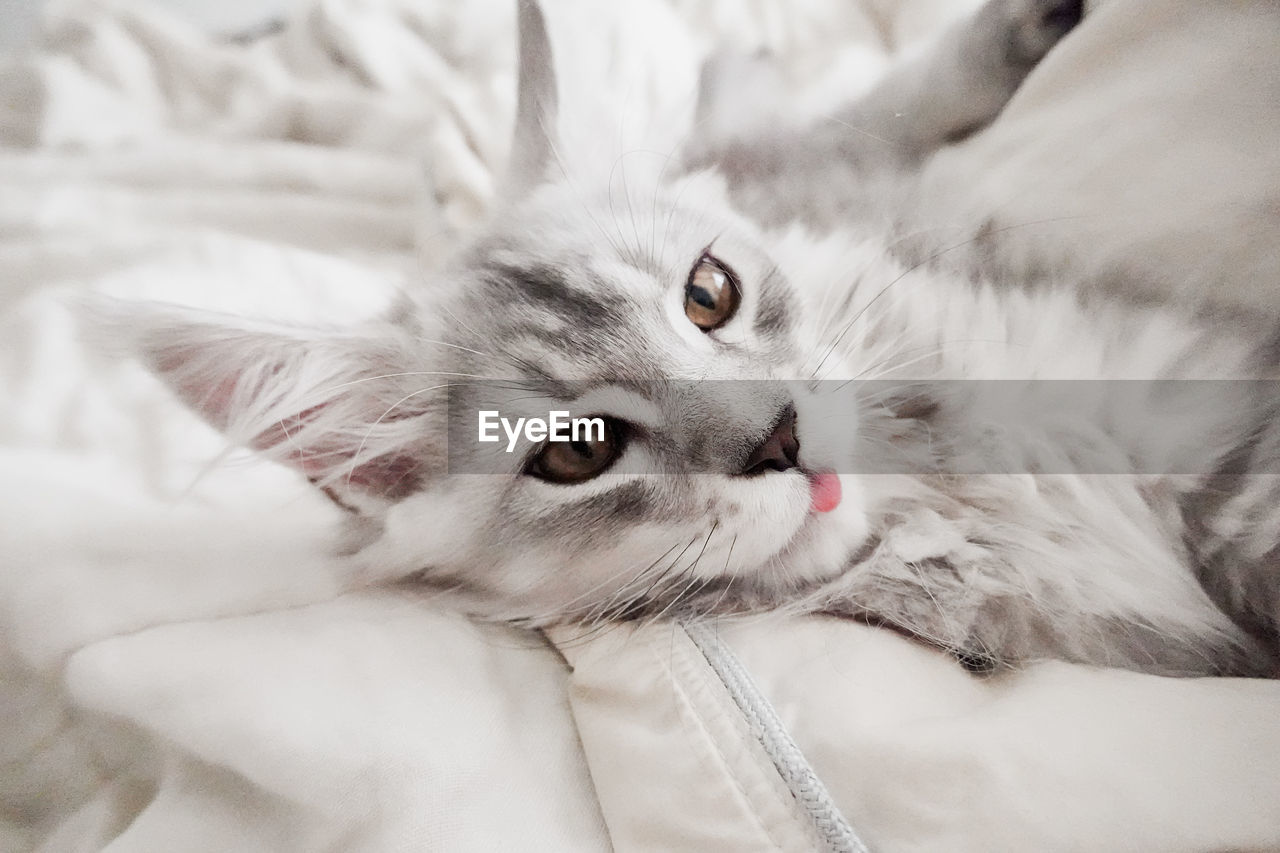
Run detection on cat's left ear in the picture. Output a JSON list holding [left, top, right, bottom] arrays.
[[503, 0, 560, 199]]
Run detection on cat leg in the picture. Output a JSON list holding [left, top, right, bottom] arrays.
[[685, 1, 1083, 178], [682, 0, 1083, 228], [840, 0, 1084, 165]]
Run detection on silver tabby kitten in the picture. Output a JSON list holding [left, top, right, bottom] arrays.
[[118, 0, 1280, 677]]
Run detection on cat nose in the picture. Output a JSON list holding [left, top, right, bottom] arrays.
[[740, 405, 800, 476]]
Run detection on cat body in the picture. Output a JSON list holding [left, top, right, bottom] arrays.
[[117, 0, 1280, 676]]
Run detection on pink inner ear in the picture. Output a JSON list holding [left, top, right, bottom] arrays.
[[275, 441, 424, 500], [345, 453, 424, 499], [248, 405, 425, 500], [150, 351, 247, 433], [149, 335, 425, 500]]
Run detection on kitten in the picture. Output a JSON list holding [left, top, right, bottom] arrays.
[[111, 0, 1280, 677]]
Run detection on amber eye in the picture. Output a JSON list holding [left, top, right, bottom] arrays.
[[684, 254, 741, 331], [526, 418, 626, 484]]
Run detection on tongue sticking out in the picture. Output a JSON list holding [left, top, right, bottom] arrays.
[[807, 472, 842, 513]]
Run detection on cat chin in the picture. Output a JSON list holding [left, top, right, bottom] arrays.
[[764, 473, 870, 586]]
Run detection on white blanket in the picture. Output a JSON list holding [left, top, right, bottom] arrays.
[[3, 1, 1280, 850]]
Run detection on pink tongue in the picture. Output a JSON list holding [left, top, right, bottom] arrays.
[[808, 472, 842, 513]]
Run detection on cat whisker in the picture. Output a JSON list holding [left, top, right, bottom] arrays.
[[647, 144, 688, 272], [840, 338, 1030, 387], [579, 534, 702, 630], [345, 383, 455, 489], [544, 618, 631, 651], [545, 127, 634, 262], [804, 276, 916, 382], [702, 534, 740, 615], [615, 150, 649, 269], [607, 155, 642, 269], [414, 338, 499, 360], [322, 370, 488, 396], [657, 175, 707, 282], [543, 540, 687, 624], [813, 113, 893, 147], [432, 303, 544, 378], [808, 217, 1088, 382], [645, 521, 722, 626], [623, 534, 705, 620], [809, 250, 946, 380], [804, 226, 944, 351]]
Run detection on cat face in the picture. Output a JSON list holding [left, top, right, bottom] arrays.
[[356, 172, 872, 622]]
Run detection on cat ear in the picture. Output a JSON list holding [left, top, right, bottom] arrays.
[[104, 303, 439, 503], [504, 0, 559, 199]]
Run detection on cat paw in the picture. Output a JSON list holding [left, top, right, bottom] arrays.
[[991, 0, 1085, 67]]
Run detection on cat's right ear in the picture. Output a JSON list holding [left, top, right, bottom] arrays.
[[503, 0, 559, 200], [86, 300, 442, 505]]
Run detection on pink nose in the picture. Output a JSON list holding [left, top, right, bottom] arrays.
[[740, 406, 799, 476]]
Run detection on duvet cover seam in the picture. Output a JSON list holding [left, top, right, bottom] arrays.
[[684, 621, 869, 853]]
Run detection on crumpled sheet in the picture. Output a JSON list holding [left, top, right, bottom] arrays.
[[2, 0, 1280, 850]]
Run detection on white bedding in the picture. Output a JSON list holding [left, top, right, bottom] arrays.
[[3, 1, 1280, 850]]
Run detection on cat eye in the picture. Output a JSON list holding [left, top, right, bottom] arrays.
[[526, 418, 626, 484], [684, 254, 740, 331]]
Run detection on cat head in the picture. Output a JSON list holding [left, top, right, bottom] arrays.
[[119, 0, 872, 624]]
